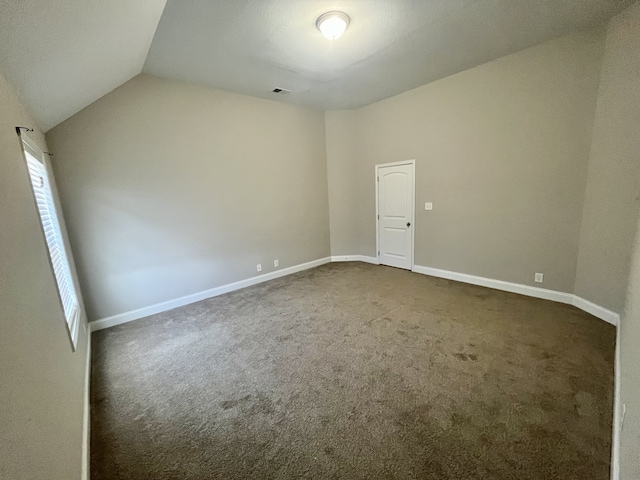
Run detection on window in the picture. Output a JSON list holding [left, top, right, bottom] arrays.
[[21, 134, 80, 349]]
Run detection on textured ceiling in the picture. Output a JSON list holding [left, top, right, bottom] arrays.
[[144, 0, 635, 111], [0, 0, 635, 131], [0, 0, 167, 131]]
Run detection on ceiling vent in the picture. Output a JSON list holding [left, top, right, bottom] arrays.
[[272, 88, 292, 95]]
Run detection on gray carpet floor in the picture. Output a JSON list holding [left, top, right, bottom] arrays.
[[91, 262, 615, 479]]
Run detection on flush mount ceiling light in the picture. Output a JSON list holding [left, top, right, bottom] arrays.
[[316, 11, 350, 40]]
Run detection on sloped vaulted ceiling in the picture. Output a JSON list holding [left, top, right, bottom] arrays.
[[0, 0, 636, 131], [0, 0, 167, 131]]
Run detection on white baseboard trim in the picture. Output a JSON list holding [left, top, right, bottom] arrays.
[[90, 256, 619, 332], [90, 257, 332, 332], [611, 322, 621, 480], [572, 296, 620, 327], [81, 325, 91, 480], [412, 264, 620, 327], [331, 255, 379, 265], [412, 264, 574, 304]]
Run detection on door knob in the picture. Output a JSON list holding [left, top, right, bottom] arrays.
[[406, 222, 411, 227]]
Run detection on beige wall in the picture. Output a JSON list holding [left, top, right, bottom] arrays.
[[600, 2, 640, 479], [0, 71, 89, 479], [326, 31, 604, 293], [621, 215, 640, 479], [325, 110, 361, 255], [47, 74, 330, 321], [574, 3, 640, 315]]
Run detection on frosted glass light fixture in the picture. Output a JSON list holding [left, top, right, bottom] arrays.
[[316, 11, 350, 40]]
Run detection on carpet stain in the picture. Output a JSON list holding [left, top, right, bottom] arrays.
[[452, 352, 478, 361], [221, 395, 252, 410]]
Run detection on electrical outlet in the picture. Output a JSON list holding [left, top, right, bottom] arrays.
[[425, 202, 433, 210], [534, 273, 544, 283], [274, 259, 279, 268], [257, 264, 262, 272]]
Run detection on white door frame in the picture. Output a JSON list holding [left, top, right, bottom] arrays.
[[375, 159, 416, 269]]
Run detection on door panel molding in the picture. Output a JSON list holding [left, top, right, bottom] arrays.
[[375, 160, 415, 270]]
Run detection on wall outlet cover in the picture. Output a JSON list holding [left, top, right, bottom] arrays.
[[534, 273, 544, 283]]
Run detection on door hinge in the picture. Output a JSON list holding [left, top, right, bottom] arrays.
[[377, 214, 379, 220], [377, 176, 379, 182], [378, 251, 380, 256]]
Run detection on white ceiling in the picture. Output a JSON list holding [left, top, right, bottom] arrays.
[[144, 0, 635, 111], [0, 0, 167, 131], [0, 0, 635, 131]]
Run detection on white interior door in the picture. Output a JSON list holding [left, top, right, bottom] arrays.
[[377, 162, 414, 270]]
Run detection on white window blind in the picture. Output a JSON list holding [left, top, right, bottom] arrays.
[[22, 138, 80, 349]]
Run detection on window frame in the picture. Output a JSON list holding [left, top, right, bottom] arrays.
[[20, 133, 81, 351]]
